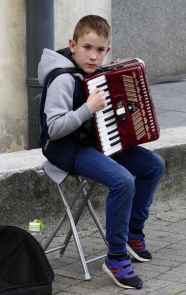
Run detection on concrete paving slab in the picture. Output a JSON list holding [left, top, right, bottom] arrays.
[[49, 208, 186, 294]]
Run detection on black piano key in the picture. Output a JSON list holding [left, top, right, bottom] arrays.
[[111, 139, 121, 146], [108, 128, 118, 135], [97, 82, 108, 88], [105, 121, 116, 128], [109, 133, 119, 141], [104, 115, 115, 122], [103, 106, 113, 114]]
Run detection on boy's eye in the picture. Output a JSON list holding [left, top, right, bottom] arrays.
[[98, 48, 105, 52], [84, 45, 91, 50]]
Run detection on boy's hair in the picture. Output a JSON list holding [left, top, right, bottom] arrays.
[[73, 15, 111, 43]]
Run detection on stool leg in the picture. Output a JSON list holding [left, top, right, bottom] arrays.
[[58, 180, 97, 258], [76, 176, 108, 248], [44, 175, 107, 281], [57, 182, 94, 281], [43, 178, 87, 251]]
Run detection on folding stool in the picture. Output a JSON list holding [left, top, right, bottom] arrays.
[[42, 160, 108, 280]]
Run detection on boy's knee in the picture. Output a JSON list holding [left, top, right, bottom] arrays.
[[156, 154, 165, 175], [116, 173, 135, 193], [111, 168, 134, 183]]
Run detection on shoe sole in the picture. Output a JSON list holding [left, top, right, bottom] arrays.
[[127, 243, 150, 262], [102, 263, 135, 289]]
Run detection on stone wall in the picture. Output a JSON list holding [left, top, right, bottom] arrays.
[[112, 0, 186, 82]]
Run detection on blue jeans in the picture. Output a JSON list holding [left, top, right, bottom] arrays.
[[71, 145, 165, 254]]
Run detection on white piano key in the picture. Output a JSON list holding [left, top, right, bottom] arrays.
[[96, 109, 113, 119], [87, 75, 106, 86], [86, 77, 123, 157], [101, 139, 120, 151], [96, 103, 112, 113], [101, 136, 121, 149], [106, 97, 111, 103], [87, 84, 106, 92], [96, 108, 114, 119], [100, 130, 119, 144], [98, 85, 108, 91], [97, 118, 117, 131], [96, 110, 115, 123], [88, 83, 108, 92], [99, 126, 118, 139], [103, 142, 123, 156]]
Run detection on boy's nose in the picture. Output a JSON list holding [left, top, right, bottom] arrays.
[[90, 51, 97, 60]]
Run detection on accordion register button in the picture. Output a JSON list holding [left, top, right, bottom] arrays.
[[116, 107, 126, 116]]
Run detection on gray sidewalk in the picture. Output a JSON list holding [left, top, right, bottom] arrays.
[[150, 80, 186, 130], [48, 207, 186, 295]]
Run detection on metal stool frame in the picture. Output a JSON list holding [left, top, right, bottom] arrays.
[[42, 162, 108, 281]]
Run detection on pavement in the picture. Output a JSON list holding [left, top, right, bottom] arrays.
[[150, 80, 186, 130], [48, 207, 186, 295], [43, 80, 186, 294]]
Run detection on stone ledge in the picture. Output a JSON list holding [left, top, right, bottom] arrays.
[[0, 149, 45, 180], [0, 127, 185, 176], [0, 127, 185, 227]]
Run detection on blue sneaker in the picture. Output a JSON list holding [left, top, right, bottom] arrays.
[[102, 254, 143, 289], [127, 232, 152, 262]]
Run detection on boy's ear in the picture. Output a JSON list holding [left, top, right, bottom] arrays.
[[69, 39, 76, 53], [106, 46, 111, 55]]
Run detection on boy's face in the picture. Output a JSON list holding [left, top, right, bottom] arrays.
[[69, 32, 111, 74]]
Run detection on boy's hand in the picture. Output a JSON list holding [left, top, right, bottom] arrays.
[[86, 88, 107, 114]]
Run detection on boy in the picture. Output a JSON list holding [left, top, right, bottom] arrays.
[[38, 15, 165, 289]]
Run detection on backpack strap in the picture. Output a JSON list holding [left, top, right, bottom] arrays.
[[40, 67, 82, 119], [40, 67, 82, 144], [48, 67, 83, 86]]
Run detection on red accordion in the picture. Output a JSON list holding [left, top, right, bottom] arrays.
[[83, 58, 160, 157]]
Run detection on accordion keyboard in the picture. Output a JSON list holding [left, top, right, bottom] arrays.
[[87, 75, 122, 156]]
